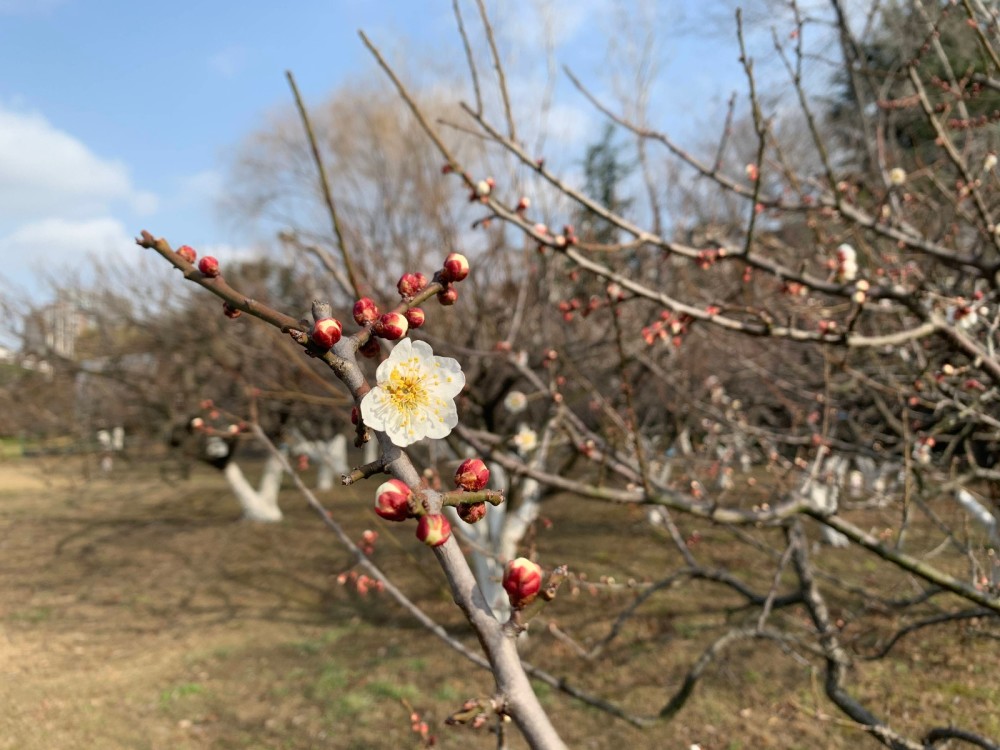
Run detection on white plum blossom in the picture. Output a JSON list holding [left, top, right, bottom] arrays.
[[360, 338, 465, 448], [888, 167, 907, 186], [503, 390, 528, 414], [835, 243, 858, 283], [512, 424, 538, 454], [985, 153, 997, 172]]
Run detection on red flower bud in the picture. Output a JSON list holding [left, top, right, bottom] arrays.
[[404, 307, 425, 329], [416, 513, 451, 547], [457, 501, 487, 524], [441, 252, 470, 282], [397, 273, 425, 298], [177, 245, 197, 263], [222, 302, 241, 319], [374, 479, 413, 522], [375, 312, 408, 340], [312, 317, 343, 349], [351, 406, 360, 425], [353, 297, 379, 325], [503, 557, 542, 608], [455, 458, 490, 491], [437, 287, 459, 306], [198, 256, 220, 277]]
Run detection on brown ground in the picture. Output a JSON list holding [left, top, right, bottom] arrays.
[[0, 456, 997, 749]]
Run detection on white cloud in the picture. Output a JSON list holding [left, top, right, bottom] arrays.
[[198, 242, 264, 264], [2, 217, 135, 265], [178, 169, 224, 205], [0, 106, 157, 222]]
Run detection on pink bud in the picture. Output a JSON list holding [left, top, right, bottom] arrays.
[[441, 252, 470, 282], [503, 557, 542, 608], [404, 307, 425, 329], [455, 458, 490, 491], [353, 297, 379, 325], [416, 514, 451, 547], [312, 318, 343, 349], [437, 287, 459, 306], [375, 312, 408, 340], [457, 501, 487, 524], [198, 256, 220, 277], [177, 245, 197, 263], [397, 273, 425, 298], [374, 479, 413, 522], [222, 302, 241, 319], [190, 417, 204, 430]]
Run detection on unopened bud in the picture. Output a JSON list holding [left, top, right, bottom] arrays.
[[312, 318, 343, 349], [222, 302, 241, 319], [437, 287, 459, 306], [374, 312, 408, 340], [198, 256, 220, 277], [475, 179, 492, 198], [374, 479, 413, 522], [457, 502, 487, 524], [177, 245, 197, 263], [353, 297, 379, 325], [416, 513, 451, 547], [455, 458, 490, 491], [404, 307, 425, 329], [442, 252, 470, 282], [503, 557, 542, 608], [397, 273, 425, 298]]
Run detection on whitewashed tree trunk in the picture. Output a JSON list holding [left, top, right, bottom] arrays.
[[290, 432, 349, 491], [956, 489, 1000, 549], [451, 424, 555, 621], [223, 453, 284, 522]]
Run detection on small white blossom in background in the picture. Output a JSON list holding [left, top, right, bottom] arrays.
[[512, 424, 538, 454], [835, 243, 858, 283], [503, 390, 528, 414], [888, 167, 907, 186], [946, 303, 979, 330], [985, 153, 997, 172], [361, 338, 465, 448]]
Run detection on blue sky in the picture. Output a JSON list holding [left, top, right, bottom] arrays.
[[0, 0, 816, 346]]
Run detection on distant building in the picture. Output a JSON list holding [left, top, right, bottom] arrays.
[[23, 296, 96, 361]]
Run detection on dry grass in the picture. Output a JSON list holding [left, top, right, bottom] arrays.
[[0, 456, 997, 749]]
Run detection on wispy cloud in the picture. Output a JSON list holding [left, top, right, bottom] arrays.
[[0, 105, 157, 222]]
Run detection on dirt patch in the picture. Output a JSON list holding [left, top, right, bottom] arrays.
[[0, 457, 997, 749]]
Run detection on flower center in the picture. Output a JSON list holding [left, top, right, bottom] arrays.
[[386, 360, 432, 414]]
